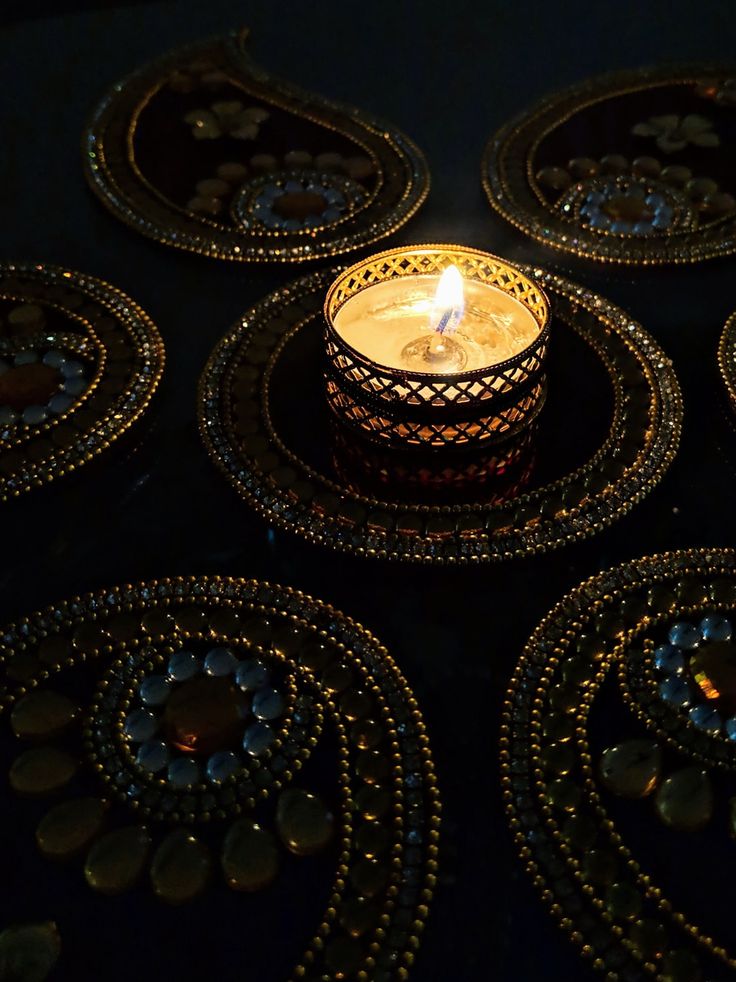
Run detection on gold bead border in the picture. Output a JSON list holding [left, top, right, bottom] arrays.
[[502, 547, 736, 979], [0, 576, 440, 981], [0, 262, 165, 503], [82, 33, 429, 264], [482, 63, 736, 265], [197, 263, 682, 564], [718, 309, 736, 414]]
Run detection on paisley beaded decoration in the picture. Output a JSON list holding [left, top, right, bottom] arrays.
[[503, 548, 736, 980], [0, 577, 439, 981], [0, 263, 163, 503], [718, 309, 736, 415], [483, 65, 736, 264], [197, 264, 681, 564], [83, 30, 428, 263]]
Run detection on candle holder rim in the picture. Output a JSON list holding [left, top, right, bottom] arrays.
[[324, 243, 550, 382]]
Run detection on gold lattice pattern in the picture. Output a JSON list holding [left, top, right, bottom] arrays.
[[325, 244, 549, 326], [325, 378, 547, 448]]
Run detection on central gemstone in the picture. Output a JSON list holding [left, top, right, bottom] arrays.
[[164, 677, 248, 755], [273, 190, 328, 222], [0, 363, 61, 410], [603, 195, 653, 223], [690, 641, 736, 713]]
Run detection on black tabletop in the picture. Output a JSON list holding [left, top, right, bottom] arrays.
[[3, 1, 736, 979]]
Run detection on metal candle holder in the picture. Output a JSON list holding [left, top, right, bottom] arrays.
[[323, 245, 550, 451]]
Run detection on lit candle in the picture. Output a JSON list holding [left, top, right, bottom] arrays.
[[324, 246, 549, 451], [332, 264, 541, 376]]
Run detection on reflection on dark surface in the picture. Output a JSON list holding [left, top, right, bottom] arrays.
[[330, 418, 537, 505], [268, 312, 613, 504]]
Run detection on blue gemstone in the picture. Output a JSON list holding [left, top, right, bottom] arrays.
[[242, 721, 275, 756], [124, 709, 158, 742], [252, 687, 284, 721], [136, 739, 169, 772], [139, 675, 172, 706], [204, 647, 237, 677], [654, 644, 684, 674], [726, 718, 736, 741], [167, 758, 200, 788], [688, 704, 722, 734], [168, 649, 200, 681], [700, 615, 733, 642], [206, 750, 240, 783], [610, 221, 633, 234], [668, 622, 700, 650], [659, 676, 690, 707], [235, 660, 268, 691]]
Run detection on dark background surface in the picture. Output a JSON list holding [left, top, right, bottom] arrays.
[[2, 1, 736, 979]]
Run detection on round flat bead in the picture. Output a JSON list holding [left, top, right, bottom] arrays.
[[252, 687, 284, 721], [221, 819, 279, 891], [242, 721, 275, 756], [654, 644, 684, 674], [11, 690, 76, 740], [203, 647, 237, 677], [216, 162, 248, 183], [84, 826, 151, 895], [659, 676, 690, 707], [206, 750, 240, 783], [0, 406, 17, 425], [655, 767, 713, 831], [124, 709, 158, 743], [139, 675, 171, 706], [700, 615, 732, 642], [42, 351, 65, 368], [688, 704, 721, 733], [150, 830, 211, 904], [599, 740, 662, 798], [167, 649, 200, 681], [36, 797, 106, 859], [167, 758, 200, 788], [235, 659, 268, 691], [284, 150, 312, 167], [668, 622, 700, 649], [13, 351, 38, 366], [276, 788, 334, 856], [727, 717, 736, 741], [136, 739, 169, 773], [60, 360, 84, 378]]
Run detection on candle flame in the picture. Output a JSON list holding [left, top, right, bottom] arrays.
[[430, 264, 464, 336]]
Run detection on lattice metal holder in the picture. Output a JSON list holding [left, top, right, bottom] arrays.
[[323, 245, 550, 450]]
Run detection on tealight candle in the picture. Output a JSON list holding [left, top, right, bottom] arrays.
[[324, 245, 550, 450]]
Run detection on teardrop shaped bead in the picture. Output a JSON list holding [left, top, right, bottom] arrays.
[[150, 829, 211, 904], [599, 740, 662, 798], [37, 798, 106, 859], [11, 691, 77, 741], [0, 922, 60, 982], [10, 746, 77, 796], [84, 826, 152, 895], [221, 819, 279, 891], [655, 767, 714, 831], [276, 788, 334, 856]]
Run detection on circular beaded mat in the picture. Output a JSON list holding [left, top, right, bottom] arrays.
[[718, 309, 736, 415], [0, 577, 438, 981], [502, 548, 736, 981], [483, 65, 736, 264], [83, 31, 428, 263], [198, 265, 682, 564], [0, 262, 164, 503]]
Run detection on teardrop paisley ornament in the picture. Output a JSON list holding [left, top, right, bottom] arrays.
[[83, 29, 429, 263], [483, 65, 736, 264], [0, 577, 439, 980], [503, 548, 736, 980]]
